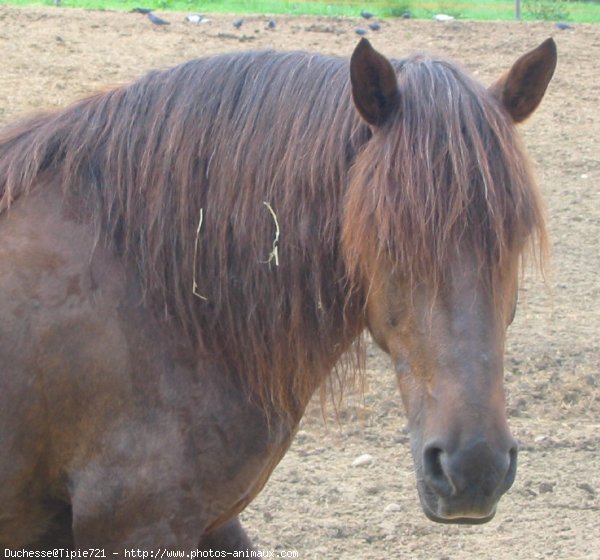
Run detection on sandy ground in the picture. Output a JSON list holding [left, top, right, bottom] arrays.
[[0, 6, 597, 559]]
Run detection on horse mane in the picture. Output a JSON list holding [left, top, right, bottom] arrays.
[[0, 49, 547, 420]]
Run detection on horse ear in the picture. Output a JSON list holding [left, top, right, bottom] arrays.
[[350, 38, 399, 127], [490, 38, 557, 123]]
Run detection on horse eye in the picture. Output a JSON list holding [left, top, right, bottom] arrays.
[[386, 309, 400, 328]]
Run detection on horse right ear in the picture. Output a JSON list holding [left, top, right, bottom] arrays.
[[350, 39, 399, 127]]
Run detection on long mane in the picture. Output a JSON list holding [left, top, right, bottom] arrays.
[[0, 49, 546, 419]]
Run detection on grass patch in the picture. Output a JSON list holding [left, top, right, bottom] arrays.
[[1, 0, 599, 22], [523, 0, 571, 21]]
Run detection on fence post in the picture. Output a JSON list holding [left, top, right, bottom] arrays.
[[515, 0, 522, 19]]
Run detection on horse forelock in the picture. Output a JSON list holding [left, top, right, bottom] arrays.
[[342, 55, 548, 304]]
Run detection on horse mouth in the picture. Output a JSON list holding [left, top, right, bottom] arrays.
[[417, 482, 498, 525]]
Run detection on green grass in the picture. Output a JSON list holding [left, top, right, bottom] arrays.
[[2, 0, 599, 22]]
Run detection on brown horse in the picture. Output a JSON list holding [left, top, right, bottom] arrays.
[[0, 38, 556, 551]]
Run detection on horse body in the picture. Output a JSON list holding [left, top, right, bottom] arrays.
[[0, 39, 556, 549]]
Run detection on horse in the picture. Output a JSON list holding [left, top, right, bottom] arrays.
[[0, 37, 556, 551]]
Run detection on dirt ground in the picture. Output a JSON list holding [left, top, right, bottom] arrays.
[[0, 6, 597, 559]]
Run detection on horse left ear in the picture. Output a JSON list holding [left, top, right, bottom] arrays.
[[490, 38, 557, 123], [350, 38, 399, 127]]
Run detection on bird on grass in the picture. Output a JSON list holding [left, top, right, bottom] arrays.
[[147, 12, 170, 26], [555, 21, 573, 30], [232, 18, 244, 29], [131, 7, 153, 14], [360, 10, 374, 19]]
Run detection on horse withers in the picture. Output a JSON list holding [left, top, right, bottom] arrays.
[[0, 38, 556, 550]]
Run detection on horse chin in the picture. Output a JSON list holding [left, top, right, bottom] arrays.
[[417, 483, 497, 525], [422, 506, 497, 525]]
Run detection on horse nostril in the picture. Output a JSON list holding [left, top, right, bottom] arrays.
[[503, 444, 518, 490], [423, 443, 454, 497]]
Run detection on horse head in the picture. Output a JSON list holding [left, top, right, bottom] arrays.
[[344, 38, 556, 523]]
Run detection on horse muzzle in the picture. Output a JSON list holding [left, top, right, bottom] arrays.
[[416, 437, 518, 524]]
